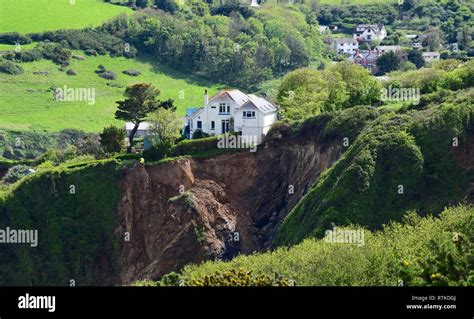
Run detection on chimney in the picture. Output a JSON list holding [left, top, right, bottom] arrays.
[[204, 89, 209, 107]]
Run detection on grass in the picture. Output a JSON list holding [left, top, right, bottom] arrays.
[[0, 50, 223, 132], [0, 0, 132, 34]]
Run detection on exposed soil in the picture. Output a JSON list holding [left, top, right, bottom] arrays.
[[115, 134, 342, 284]]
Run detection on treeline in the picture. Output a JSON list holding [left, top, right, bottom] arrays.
[[99, 1, 324, 89]]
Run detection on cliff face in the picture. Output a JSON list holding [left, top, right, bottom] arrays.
[[115, 136, 342, 284]]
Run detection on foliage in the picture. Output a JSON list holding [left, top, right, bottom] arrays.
[[277, 63, 380, 121], [181, 268, 293, 287], [100, 126, 126, 154], [101, 3, 324, 89], [174, 206, 473, 286], [275, 83, 474, 246], [0, 60, 23, 75], [0, 160, 122, 285]]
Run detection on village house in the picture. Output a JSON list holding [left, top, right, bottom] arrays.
[[375, 45, 401, 54], [185, 89, 278, 143], [347, 49, 382, 74], [319, 25, 330, 34], [353, 24, 386, 43], [333, 38, 359, 55], [422, 51, 440, 63]]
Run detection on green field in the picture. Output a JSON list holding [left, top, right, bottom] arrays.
[[0, 52, 222, 132], [0, 0, 132, 34]]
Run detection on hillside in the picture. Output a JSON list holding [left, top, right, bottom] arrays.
[[0, 0, 132, 34], [1, 73, 473, 285], [0, 51, 221, 132]]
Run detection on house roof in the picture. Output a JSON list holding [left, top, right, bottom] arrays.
[[209, 89, 250, 106], [422, 52, 440, 57], [334, 38, 358, 45], [376, 45, 401, 51], [244, 95, 278, 114], [348, 50, 382, 62], [125, 122, 150, 131], [186, 107, 203, 117]]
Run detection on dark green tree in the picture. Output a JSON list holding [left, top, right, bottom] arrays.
[[99, 126, 126, 154], [376, 52, 401, 75], [115, 83, 162, 153]]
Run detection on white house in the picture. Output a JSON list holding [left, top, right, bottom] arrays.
[[353, 24, 387, 42], [125, 122, 151, 137], [319, 25, 330, 34], [333, 38, 359, 54], [422, 52, 440, 63], [186, 89, 278, 143]]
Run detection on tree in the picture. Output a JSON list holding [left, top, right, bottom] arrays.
[[423, 27, 444, 51], [376, 52, 401, 75], [148, 108, 183, 147], [407, 49, 425, 69], [146, 108, 183, 160], [99, 126, 126, 153], [329, 62, 381, 106], [115, 83, 162, 153], [457, 25, 472, 50]]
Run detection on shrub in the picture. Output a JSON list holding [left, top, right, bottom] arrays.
[[99, 70, 117, 80], [0, 61, 24, 75], [84, 49, 98, 56], [191, 129, 210, 139], [99, 126, 126, 154], [66, 69, 77, 76], [172, 136, 219, 156], [122, 69, 141, 76], [0, 32, 32, 45]]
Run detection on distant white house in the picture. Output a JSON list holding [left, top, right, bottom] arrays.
[[186, 89, 278, 143], [333, 38, 359, 54], [125, 122, 151, 138], [375, 45, 401, 54], [353, 24, 386, 42], [422, 52, 440, 63], [319, 25, 330, 34]]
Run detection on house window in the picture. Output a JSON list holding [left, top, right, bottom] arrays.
[[211, 121, 215, 130], [243, 111, 255, 118], [197, 121, 202, 129], [221, 120, 230, 133], [219, 103, 230, 114]]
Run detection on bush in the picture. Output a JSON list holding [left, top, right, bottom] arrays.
[[122, 69, 141, 76], [175, 206, 473, 286], [99, 126, 126, 154], [0, 32, 32, 45], [0, 61, 24, 75], [143, 142, 172, 161], [191, 129, 210, 139], [172, 136, 219, 156], [66, 69, 77, 76], [84, 49, 98, 56], [99, 70, 117, 80]]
